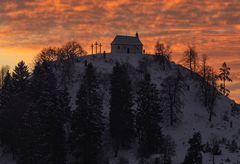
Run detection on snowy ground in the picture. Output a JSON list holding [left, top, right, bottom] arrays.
[[71, 53, 240, 164], [1, 53, 239, 164]]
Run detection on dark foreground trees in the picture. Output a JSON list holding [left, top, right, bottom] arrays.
[[70, 63, 103, 164], [0, 43, 234, 164], [182, 132, 202, 164], [35, 41, 87, 87], [0, 61, 30, 158], [136, 73, 163, 157], [109, 62, 135, 157], [0, 70, 15, 153], [17, 61, 69, 164]]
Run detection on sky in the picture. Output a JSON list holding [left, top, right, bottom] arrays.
[[0, 0, 239, 102]]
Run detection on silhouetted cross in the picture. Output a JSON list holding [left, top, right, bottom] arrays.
[[95, 42, 98, 54], [91, 44, 94, 54], [99, 43, 102, 54]]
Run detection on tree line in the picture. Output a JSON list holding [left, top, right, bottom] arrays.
[[155, 42, 232, 97], [0, 44, 186, 163], [154, 42, 233, 164], [0, 41, 234, 164], [155, 42, 233, 121], [0, 59, 178, 163]]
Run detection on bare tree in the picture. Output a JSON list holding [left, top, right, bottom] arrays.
[[34, 41, 87, 87], [206, 69, 218, 122], [35, 47, 58, 63], [161, 71, 184, 126], [199, 54, 208, 79], [60, 41, 87, 62], [183, 46, 198, 74], [199, 54, 208, 106], [198, 54, 214, 107], [154, 41, 172, 70], [197, 55, 219, 121], [58, 41, 87, 87]]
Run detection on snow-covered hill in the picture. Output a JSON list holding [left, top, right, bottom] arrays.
[[2, 53, 239, 164], [66, 53, 240, 164]]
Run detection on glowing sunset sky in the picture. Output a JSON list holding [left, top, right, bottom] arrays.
[[0, 0, 239, 102]]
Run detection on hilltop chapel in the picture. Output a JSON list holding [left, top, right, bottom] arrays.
[[111, 33, 143, 54]]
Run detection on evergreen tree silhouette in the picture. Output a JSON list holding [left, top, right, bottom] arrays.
[[0, 61, 30, 158], [18, 61, 66, 164], [109, 62, 135, 157], [70, 63, 103, 164], [218, 62, 232, 96], [0, 71, 14, 151], [136, 73, 163, 157], [182, 132, 202, 164]]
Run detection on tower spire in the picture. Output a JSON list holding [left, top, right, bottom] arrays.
[[136, 32, 139, 38]]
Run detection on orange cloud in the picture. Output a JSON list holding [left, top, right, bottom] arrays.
[[0, 0, 239, 102]]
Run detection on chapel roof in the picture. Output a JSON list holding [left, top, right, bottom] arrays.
[[111, 34, 143, 46]]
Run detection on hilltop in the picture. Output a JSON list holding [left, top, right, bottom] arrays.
[[1, 53, 240, 164], [67, 53, 239, 164]]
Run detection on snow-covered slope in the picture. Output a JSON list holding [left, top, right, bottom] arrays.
[[67, 53, 239, 164], [2, 53, 239, 164]]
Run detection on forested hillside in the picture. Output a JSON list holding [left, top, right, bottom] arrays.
[[0, 44, 239, 164]]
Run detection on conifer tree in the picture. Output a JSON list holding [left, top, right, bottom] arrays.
[[70, 63, 103, 164], [18, 61, 67, 164], [0, 61, 30, 157], [0, 71, 14, 150], [11, 61, 30, 155], [17, 103, 42, 164], [57, 88, 71, 123], [218, 62, 232, 96], [12, 61, 30, 91], [18, 62, 50, 163], [182, 132, 202, 164], [136, 73, 163, 157], [109, 62, 135, 157], [47, 91, 68, 164], [51, 88, 71, 164]]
